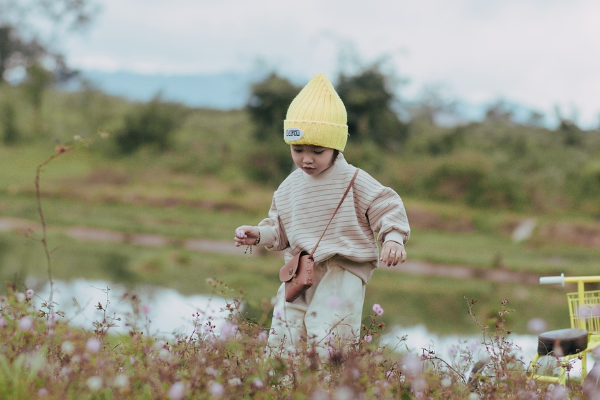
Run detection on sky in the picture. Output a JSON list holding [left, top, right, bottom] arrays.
[[63, 0, 600, 127]]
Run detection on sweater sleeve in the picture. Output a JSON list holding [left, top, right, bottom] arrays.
[[256, 195, 289, 251], [357, 172, 410, 247]]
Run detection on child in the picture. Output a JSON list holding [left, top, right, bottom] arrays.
[[234, 73, 410, 360]]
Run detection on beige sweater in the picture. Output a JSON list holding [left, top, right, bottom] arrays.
[[257, 154, 410, 283]]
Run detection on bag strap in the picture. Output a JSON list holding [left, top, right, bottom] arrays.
[[309, 168, 360, 258]]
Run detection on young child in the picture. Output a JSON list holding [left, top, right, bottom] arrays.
[[234, 73, 410, 360]]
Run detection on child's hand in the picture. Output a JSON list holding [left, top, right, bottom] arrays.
[[234, 226, 260, 247], [380, 241, 406, 267]]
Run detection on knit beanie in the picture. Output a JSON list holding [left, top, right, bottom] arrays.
[[283, 73, 348, 152]]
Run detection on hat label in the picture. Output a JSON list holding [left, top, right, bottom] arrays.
[[284, 128, 304, 141]]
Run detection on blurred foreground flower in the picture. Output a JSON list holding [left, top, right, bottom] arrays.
[[168, 382, 185, 400], [18, 316, 33, 331], [373, 303, 384, 316], [209, 382, 224, 397], [86, 376, 103, 391], [86, 338, 101, 353], [527, 317, 547, 334]]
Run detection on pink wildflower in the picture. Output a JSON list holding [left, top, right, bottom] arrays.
[[448, 345, 458, 357], [0, 317, 7, 328], [235, 229, 245, 239], [209, 382, 224, 397], [333, 386, 354, 400], [579, 305, 592, 318], [363, 334, 373, 343], [86, 337, 101, 353], [18, 316, 32, 331], [527, 317, 548, 334], [548, 384, 569, 400], [25, 289, 34, 299], [142, 304, 152, 315], [168, 382, 185, 400], [86, 376, 103, 391], [220, 322, 238, 339], [327, 346, 335, 358], [61, 341, 75, 355], [373, 303, 384, 316], [113, 374, 129, 388], [252, 378, 264, 389], [403, 354, 423, 377], [258, 330, 268, 342]]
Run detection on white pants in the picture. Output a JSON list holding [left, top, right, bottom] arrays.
[[268, 258, 366, 361]]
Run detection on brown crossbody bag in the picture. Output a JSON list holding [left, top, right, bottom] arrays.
[[278, 169, 360, 303]]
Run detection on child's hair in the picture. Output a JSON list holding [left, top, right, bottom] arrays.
[[283, 74, 349, 152], [332, 149, 340, 162]]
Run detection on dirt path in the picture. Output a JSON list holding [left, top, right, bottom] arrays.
[[0, 217, 541, 285]]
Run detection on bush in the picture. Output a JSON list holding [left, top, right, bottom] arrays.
[[422, 152, 527, 209], [1, 102, 19, 145], [114, 97, 185, 154]]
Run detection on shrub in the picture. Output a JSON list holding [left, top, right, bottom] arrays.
[[114, 97, 185, 154], [1, 102, 19, 145], [422, 152, 527, 209]]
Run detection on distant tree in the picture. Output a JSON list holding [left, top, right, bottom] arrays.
[[115, 97, 184, 154], [409, 84, 457, 125], [246, 73, 300, 142], [553, 105, 584, 147], [336, 67, 407, 148], [245, 73, 300, 184], [1, 101, 18, 144], [558, 119, 583, 147], [484, 100, 515, 123], [0, 0, 98, 84], [524, 109, 546, 128], [22, 62, 54, 132]]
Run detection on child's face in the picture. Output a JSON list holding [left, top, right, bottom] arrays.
[[290, 145, 336, 176]]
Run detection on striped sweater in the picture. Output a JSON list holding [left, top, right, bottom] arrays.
[[257, 154, 410, 283]]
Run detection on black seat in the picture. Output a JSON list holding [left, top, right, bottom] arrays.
[[537, 328, 588, 356]]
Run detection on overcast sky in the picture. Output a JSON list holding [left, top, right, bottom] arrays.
[[63, 0, 600, 127]]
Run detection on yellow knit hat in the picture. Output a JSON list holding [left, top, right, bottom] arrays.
[[283, 73, 348, 152]]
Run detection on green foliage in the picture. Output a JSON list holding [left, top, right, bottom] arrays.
[[0, 0, 97, 83], [1, 101, 18, 144], [247, 73, 299, 142], [244, 73, 300, 183], [337, 67, 407, 148], [114, 97, 185, 154], [421, 152, 527, 209]]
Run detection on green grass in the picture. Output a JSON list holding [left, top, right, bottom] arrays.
[[410, 230, 600, 275]]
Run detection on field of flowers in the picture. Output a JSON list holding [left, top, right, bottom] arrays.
[[0, 278, 595, 400]]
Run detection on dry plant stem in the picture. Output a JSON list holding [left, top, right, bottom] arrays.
[[35, 146, 73, 314]]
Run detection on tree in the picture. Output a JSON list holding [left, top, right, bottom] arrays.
[[336, 67, 407, 148], [246, 73, 300, 142], [0, 0, 97, 84], [1, 101, 19, 144], [22, 62, 54, 132], [245, 73, 300, 184], [114, 96, 185, 154], [484, 100, 515, 123]]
